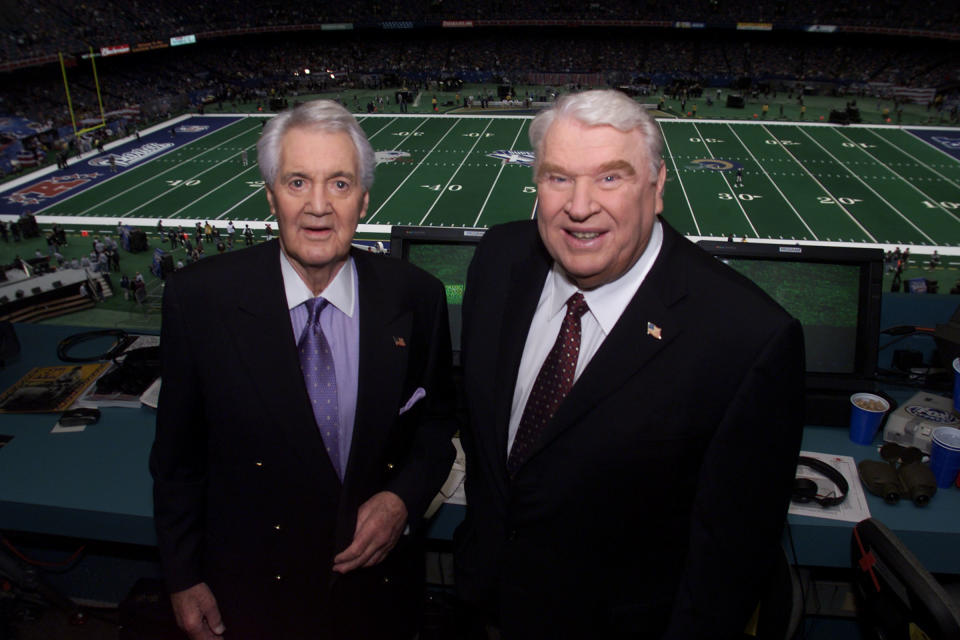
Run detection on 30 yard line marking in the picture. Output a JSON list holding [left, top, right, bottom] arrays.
[[692, 123, 759, 238], [726, 123, 818, 240]]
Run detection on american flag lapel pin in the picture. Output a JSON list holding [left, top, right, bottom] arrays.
[[647, 322, 662, 340], [393, 336, 407, 347]]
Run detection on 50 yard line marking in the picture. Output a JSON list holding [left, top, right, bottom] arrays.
[[474, 120, 527, 226], [419, 119, 494, 225]]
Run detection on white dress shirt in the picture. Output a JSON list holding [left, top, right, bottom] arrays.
[[507, 220, 664, 454]]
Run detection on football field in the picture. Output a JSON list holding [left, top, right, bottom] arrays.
[[4, 113, 960, 253]]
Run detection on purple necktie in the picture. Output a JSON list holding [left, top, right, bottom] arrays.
[[299, 297, 342, 478], [508, 292, 589, 475]]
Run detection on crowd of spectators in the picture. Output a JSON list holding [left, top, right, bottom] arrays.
[[3, 0, 959, 65], [1, 28, 956, 148]]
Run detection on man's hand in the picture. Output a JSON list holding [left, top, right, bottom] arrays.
[[170, 582, 226, 640], [332, 491, 408, 574]]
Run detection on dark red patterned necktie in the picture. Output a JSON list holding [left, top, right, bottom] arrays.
[[507, 292, 589, 475]]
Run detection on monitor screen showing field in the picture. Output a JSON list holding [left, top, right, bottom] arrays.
[[719, 258, 861, 374], [405, 242, 477, 351]]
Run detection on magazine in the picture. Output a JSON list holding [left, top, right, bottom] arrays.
[[0, 363, 110, 413]]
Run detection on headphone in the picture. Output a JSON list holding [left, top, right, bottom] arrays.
[[792, 456, 848, 507]]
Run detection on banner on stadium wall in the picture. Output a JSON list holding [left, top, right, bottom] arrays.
[[736, 22, 773, 31], [805, 25, 837, 32], [321, 23, 353, 31], [443, 20, 474, 28], [101, 44, 130, 56], [133, 41, 168, 52], [674, 22, 705, 29], [170, 35, 196, 46]]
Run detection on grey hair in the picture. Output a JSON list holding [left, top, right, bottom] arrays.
[[529, 89, 664, 182], [257, 99, 375, 191]]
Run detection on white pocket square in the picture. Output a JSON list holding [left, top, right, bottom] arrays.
[[399, 387, 426, 415]]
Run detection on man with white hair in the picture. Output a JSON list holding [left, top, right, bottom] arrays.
[[151, 100, 456, 639], [454, 90, 805, 639]]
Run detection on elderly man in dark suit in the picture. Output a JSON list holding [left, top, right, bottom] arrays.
[[151, 100, 456, 639], [454, 90, 805, 639]]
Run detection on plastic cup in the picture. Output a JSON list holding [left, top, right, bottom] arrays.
[[953, 358, 960, 415], [849, 393, 890, 445], [930, 427, 960, 488]]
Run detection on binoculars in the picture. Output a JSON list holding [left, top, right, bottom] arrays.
[[858, 443, 937, 507]]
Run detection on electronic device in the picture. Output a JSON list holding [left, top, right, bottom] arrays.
[[699, 241, 884, 426], [58, 407, 100, 427], [390, 225, 486, 362], [883, 391, 959, 454], [793, 456, 849, 507]]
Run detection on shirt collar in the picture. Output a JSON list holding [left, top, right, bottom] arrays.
[[280, 249, 356, 317], [546, 218, 663, 334]]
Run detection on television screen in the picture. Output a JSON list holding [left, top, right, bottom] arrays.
[[389, 226, 486, 360], [698, 241, 884, 425]]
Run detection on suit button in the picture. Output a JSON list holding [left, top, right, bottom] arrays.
[[274, 524, 281, 531], [274, 575, 282, 581], [254, 461, 264, 468], [386, 462, 395, 471], [382, 576, 391, 584]]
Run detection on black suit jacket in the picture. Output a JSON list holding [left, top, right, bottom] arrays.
[[454, 220, 805, 639], [150, 240, 456, 639]]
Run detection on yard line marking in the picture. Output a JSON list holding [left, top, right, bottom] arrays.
[[692, 123, 759, 238], [366, 117, 400, 142], [167, 145, 262, 218], [70, 123, 261, 216], [387, 118, 428, 151], [368, 119, 463, 221], [761, 124, 876, 242], [839, 128, 960, 225], [725, 123, 818, 240], [799, 127, 935, 244], [658, 121, 700, 236], [220, 184, 265, 218], [125, 144, 259, 216], [475, 120, 526, 226], [866, 128, 960, 190], [420, 119, 494, 225]]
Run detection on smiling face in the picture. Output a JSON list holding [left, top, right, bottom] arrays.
[[266, 127, 369, 294], [535, 116, 666, 290]]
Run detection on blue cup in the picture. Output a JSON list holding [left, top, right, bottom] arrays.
[[849, 393, 890, 445], [930, 427, 960, 489], [953, 358, 960, 415]]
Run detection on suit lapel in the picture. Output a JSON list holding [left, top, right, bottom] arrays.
[[225, 242, 333, 473], [335, 251, 410, 547], [520, 222, 690, 468], [490, 248, 552, 476]]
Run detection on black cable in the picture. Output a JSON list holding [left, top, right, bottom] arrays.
[[56, 329, 133, 363]]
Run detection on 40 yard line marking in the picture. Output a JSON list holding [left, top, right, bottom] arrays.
[[367, 119, 463, 222], [659, 121, 700, 236], [420, 119, 494, 225]]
